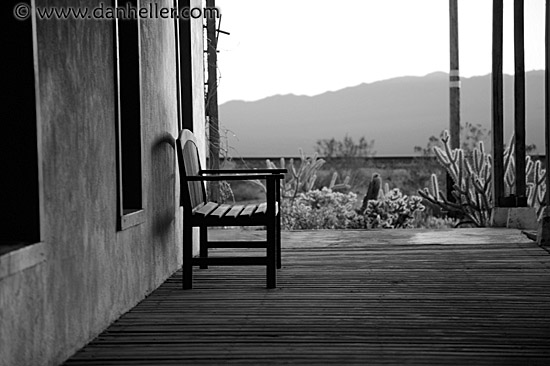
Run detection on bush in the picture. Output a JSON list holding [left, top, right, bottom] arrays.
[[281, 186, 426, 230], [282, 188, 359, 230], [361, 188, 425, 229], [411, 209, 459, 229]]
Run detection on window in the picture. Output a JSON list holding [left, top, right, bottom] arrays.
[[1, 0, 41, 255], [115, 0, 145, 230], [177, 0, 194, 131]]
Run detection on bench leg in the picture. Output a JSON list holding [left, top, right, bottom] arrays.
[[182, 223, 193, 289], [200, 225, 208, 269], [266, 219, 277, 289], [276, 213, 282, 269]]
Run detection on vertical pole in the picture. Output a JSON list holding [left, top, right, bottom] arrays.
[[539, 0, 550, 247], [449, 0, 460, 150], [266, 177, 277, 289], [173, 0, 183, 131], [178, 0, 194, 131], [448, 0, 460, 201], [514, 0, 527, 206], [206, 0, 219, 202], [545, 0, 549, 211], [275, 177, 282, 269], [492, 0, 505, 208]]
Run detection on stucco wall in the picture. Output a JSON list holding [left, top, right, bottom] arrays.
[[0, 1, 205, 365]]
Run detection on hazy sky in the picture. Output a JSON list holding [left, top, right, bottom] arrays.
[[215, 0, 546, 104]]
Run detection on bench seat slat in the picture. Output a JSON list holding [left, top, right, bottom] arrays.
[[253, 202, 279, 216], [209, 204, 231, 218], [191, 202, 205, 213], [194, 202, 218, 217], [255, 202, 267, 215], [239, 204, 258, 217], [225, 205, 245, 218]]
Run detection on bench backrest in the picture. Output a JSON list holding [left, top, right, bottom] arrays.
[[176, 129, 207, 210]]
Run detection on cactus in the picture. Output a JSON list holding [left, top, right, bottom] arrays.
[[359, 173, 382, 213], [501, 136, 547, 217], [328, 171, 351, 192], [251, 149, 354, 201], [419, 130, 547, 227], [527, 158, 547, 217], [419, 131, 492, 226], [264, 149, 326, 200]]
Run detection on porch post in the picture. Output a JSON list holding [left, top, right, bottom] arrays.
[[449, 0, 460, 150], [447, 0, 460, 201], [206, 0, 220, 202], [178, 0, 194, 131], [514, 0, 527, 206], [538, 0, 550, 247], [491, 0, 505, 208], [547, 0, 550, 214]]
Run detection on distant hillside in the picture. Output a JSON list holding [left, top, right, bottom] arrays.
[[219, 71, 545, 157]]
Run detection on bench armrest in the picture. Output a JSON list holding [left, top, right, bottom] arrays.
[[199, 168, 287, 175], [184, 173, 285, 182]]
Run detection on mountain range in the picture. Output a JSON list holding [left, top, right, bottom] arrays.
[[219, 70, 546, 157]]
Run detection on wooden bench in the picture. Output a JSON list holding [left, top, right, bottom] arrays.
[[176, 129, 286, 289]]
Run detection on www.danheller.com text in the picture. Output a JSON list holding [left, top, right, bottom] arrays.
[[13, 2, 220, 21]]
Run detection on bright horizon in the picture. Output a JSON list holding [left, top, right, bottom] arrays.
[[215, 0, 546, 104]]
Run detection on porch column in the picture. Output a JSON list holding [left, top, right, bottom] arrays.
[[206, 0, 220, 202], [491, 0, 505, 208], [539, 0, 550, 247], [447, 0, 460, 202], [174, 0, 183, 131], [514, 0, 527, 206], [178, 0, 194, 131], [449, 0, 460, 150]]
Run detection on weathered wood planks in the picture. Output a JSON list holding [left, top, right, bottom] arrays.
[[64, 229, 550, 365]]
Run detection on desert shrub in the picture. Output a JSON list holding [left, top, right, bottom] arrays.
[[359, 188, 426, 229], [282, 186, 426, 230], [282, 188, 359, 230], [411, 209, 459, 229], [315, 135, 375, 159]]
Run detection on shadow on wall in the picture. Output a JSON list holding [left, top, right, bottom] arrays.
[[151, 133, 177, 240]]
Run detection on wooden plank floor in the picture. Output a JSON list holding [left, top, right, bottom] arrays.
[[64, 229, 550, 365]]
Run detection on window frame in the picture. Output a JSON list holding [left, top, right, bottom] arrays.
[[0, 0, 45, 279], [114, 0, 146, 231]]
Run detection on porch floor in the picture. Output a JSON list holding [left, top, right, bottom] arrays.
[[64, 228, 550, 365]]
